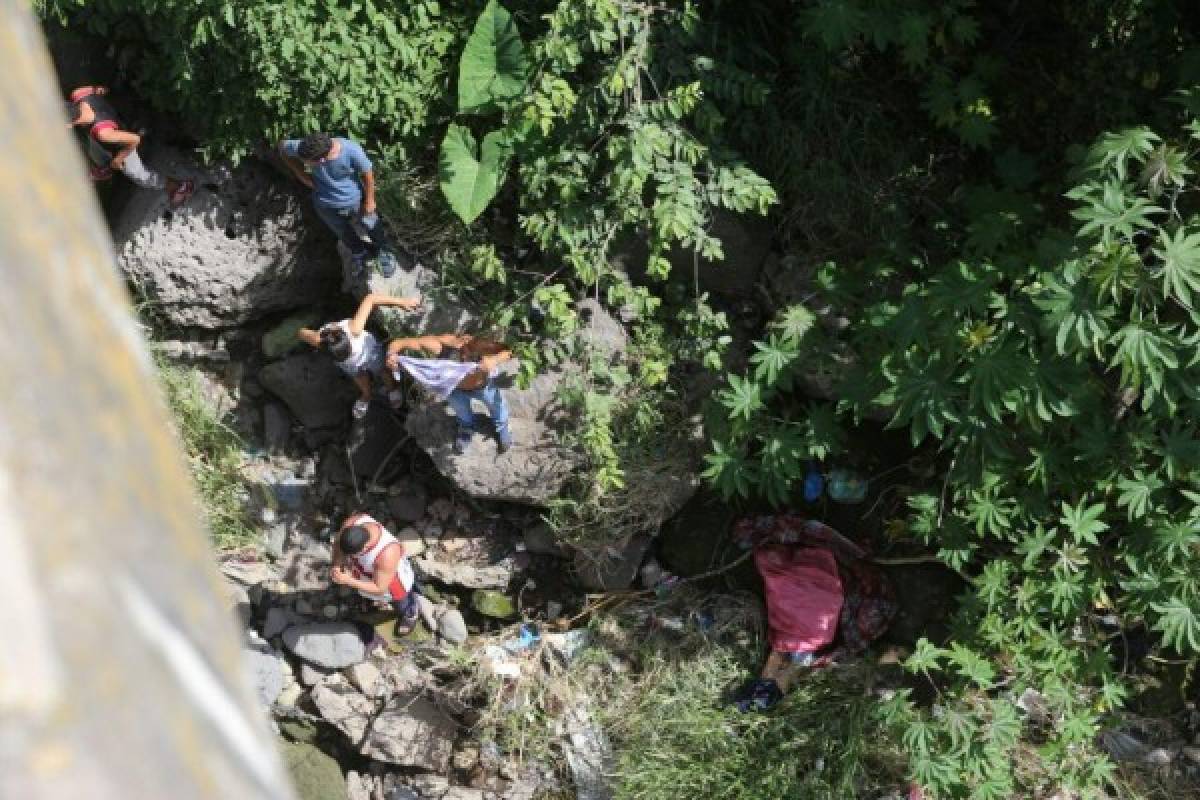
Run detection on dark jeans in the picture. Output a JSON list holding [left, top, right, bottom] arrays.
[[390, 577, 420, 619], [314, 203, 390, 260]]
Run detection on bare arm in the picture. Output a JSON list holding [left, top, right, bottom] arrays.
[[384, 334, 467, 369], [277, 140, 314, 189], [361, 170, 376, 215], [296, 327, 322, 348], [68, 85, 108, 98], [94, 128, 140, 168], [347, 293, 420, 337]]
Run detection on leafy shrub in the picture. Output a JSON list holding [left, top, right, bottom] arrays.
[[157, 360, 254, 550], [705, 110, 1200, 796]]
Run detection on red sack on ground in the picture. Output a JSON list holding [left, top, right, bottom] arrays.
[[754, 544, 844, 654]]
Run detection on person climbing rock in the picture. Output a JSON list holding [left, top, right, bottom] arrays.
[[65, 85, 194, 206], [331, 512, 422, 636], [385, 333, 515, 454], [296, 292, 420, 420], [278, 131, 399, 279]]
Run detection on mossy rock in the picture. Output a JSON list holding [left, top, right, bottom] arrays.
[[472, 589, 516, 619], [278, 717, 320, 745], [262, 311, 321, 360], [281, 740, 344, 800]]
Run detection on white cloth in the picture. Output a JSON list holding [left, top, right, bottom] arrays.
[[345, 514, 414, 602], [392, 356, 477, 400], [329, 320, 383, 376]]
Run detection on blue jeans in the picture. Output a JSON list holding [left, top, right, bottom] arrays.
[[314, 203, 389, 259], [446, 382, 510, 435]]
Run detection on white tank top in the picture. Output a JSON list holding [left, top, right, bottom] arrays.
[[346, 514, 414, 601], [333, 320, 382, 374]]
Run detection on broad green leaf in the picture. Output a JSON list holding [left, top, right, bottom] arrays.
[[438, 124, 508, 224], [1150, 597, 1200, 652], [458, 0, 528, 112], [1090, 127, 1161, 181], [1153, 226, 1200, 307]]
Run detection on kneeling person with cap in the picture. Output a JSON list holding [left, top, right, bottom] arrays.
[[330, 512, 421, 636]]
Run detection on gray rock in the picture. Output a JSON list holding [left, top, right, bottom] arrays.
[[386, 479, 428, 522], [282, 622, 368, 669], [260, 352, 358, 432], [263, 402, 292, 454], [264, 521, 288, 560], [573, 535, 651, 591], [386, 789, 419, 800], [311, 674, 457, 769], [112, 148, 340, 329], [300, 663, 333, 687], [262, 606, 308, 639], [344, 660, 383, 696], [242, 641, 285, 708], [523, 523, 566, 557], [346, 771, 377, 800], [415, 555, 515, 590], [437, 609, 468, 645], [407, 775, 450, 799], [1099, 730, 1150, 762], [405, 299, 624, 506], [222, 580, 252, 627], [442, 789, 484, 800], [356, 249, 479, 334]]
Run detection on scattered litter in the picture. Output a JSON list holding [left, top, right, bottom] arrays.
[[803, 463, 824, 502], [826, 468, 868, 503], [502, 624, 541, 654], [544, 629, 589, 663], [480, 645, 521, 679]]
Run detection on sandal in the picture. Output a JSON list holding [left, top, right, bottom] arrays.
[[168, 178, 195, 208], [393, 610, 420, 637]]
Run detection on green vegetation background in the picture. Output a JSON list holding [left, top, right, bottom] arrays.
[[42, 1, 1200, 797]]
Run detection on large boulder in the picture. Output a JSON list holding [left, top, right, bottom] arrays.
[[112, 147, 340, 328], [242, 639, 286, 708], [281, 622, 369, 669], [259, 351, 358, 432], [403, 299, 622, 505], [311, 674, 457, 770], [349, 246, 479, 333]]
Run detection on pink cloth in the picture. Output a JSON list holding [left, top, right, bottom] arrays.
[[755, 544, 844, 654]]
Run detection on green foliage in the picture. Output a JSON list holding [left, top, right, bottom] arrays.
[[706, 106, 1200, 796], [157, 361, 254, 550], [438, 123, 509, 223], [457, 0, 528, 113]]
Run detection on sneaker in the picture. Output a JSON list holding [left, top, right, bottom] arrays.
[[453, 426, 474, 454], [376, 249, 398, 278]]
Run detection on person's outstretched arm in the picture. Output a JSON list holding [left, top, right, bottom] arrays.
[[296, 326, 323, 348], [347, 293, 420, 337], [277, 139, 314, 189]]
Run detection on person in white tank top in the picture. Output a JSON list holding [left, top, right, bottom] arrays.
[[330, 511, 421, 635], [297, 292, 420, 419]]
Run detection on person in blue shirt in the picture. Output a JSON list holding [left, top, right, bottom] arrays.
[[278, 132, 398, 278]]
